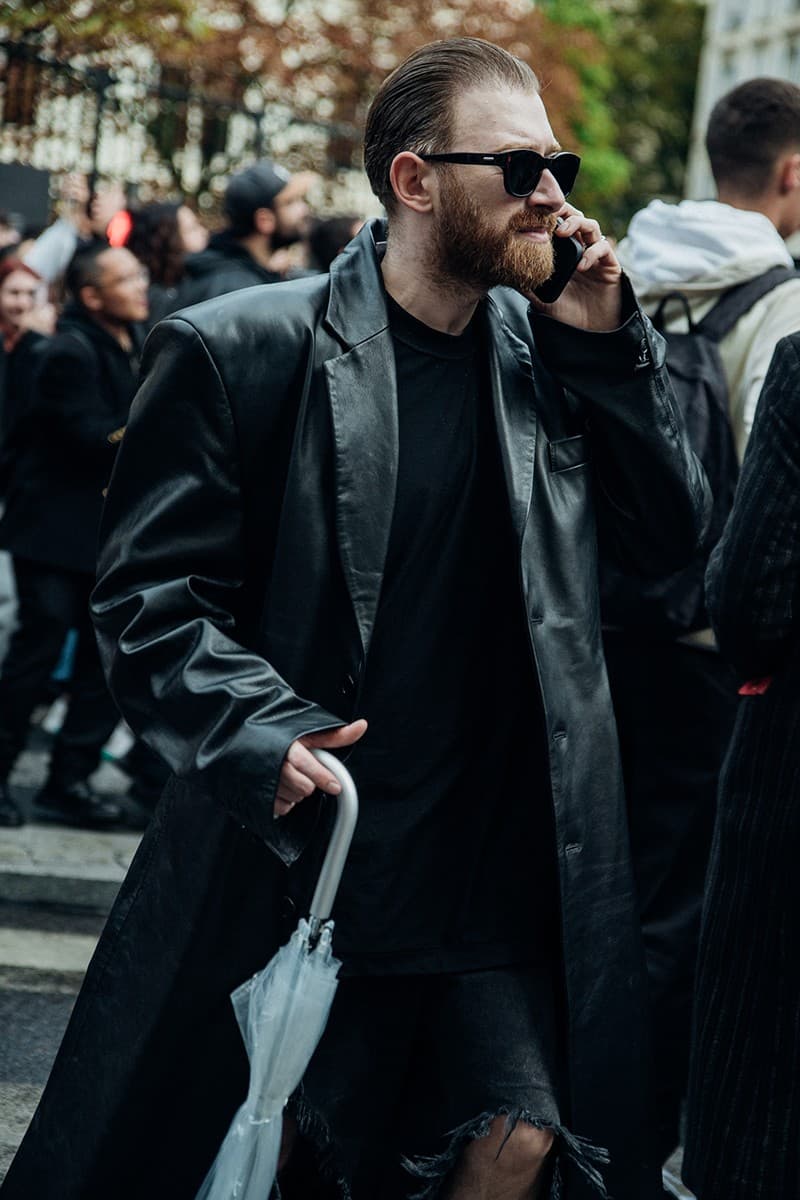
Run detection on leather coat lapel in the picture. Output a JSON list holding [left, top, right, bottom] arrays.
[[325, 336, 398, 659], [322, 223, 538, 654], [486, 298, 538, 562], [324, 222, 398, 660]]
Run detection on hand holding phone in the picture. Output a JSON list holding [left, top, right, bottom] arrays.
[[533, 221, 584, 303], [529, 209, 622, 330]]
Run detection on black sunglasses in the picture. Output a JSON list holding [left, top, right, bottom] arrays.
[[419, 149, 581, 199]]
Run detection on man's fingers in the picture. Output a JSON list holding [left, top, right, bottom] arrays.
[[286, 740, 344, 794], [274, 763, 319, 819], [279, 761, 316, 802], [555, 205, 600, 240], [576, 236, 619, 275], [301, 720, 368, 750], [277, 720, 368, 816]]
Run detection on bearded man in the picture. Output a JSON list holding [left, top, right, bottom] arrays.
[[2, 37, 708, 1200]]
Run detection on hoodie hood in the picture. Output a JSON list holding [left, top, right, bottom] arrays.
[[617, 199, 794, 306]]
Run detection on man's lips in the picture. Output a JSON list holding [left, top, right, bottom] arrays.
[[515, 227, 552, 242]]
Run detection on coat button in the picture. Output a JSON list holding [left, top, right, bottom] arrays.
[[634, 338, 652, 371], [339, 673, 357, 698]]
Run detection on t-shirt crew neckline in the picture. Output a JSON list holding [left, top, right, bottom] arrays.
[[385, 292, 482, 360]]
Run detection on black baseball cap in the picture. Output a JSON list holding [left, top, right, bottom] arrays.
[[224, 159, 313, 230]]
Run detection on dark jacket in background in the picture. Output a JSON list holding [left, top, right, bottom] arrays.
[[2, 221, 709, 1200], [0, 306, 142, 574], [0, 330, 50, 489], [177, 229, 281, 306], [684, 331, 800, 1200], [145, 281, 184, 328]]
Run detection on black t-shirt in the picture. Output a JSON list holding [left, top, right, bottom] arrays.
[[328, 295, 557, 975]]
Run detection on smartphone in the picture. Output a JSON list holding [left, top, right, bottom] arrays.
[[534, 227, 584, 303]]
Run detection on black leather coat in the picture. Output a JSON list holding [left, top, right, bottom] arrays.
[[2, 222, 709, 1200]]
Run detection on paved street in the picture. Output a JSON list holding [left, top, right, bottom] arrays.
[[0, 721, 139, 1180], [0, 901, 105, 1177]]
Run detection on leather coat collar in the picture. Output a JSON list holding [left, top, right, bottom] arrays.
[[324, 218, 390, 348]]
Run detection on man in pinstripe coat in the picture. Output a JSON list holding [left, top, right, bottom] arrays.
[[602, 78, 800, 1166]]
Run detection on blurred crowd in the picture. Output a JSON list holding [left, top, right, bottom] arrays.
[[0, 158, 365, 833]]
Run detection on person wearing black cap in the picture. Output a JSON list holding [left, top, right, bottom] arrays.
[[178, 158, 313, 306]]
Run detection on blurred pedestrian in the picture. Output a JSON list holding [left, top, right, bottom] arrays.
[[0, 259, 56, 449], [307, 214, 364, 272], [126, 201, 208, 325], [0, 259, 55, 667], [2, 36, 708, 1200], [683, 331, 800, 1200], [0, 243, 147, 829], [23, 174, 127, 286], [0, 211, 22, 255], [178, 158, 313, 304], [600, 77, 800, 1162]]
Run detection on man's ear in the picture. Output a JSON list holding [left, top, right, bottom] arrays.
[[79, 284, 103, 313], [778, 152, 800, 194], [252, 206, 278, 236], [388, 152, 436, 214]]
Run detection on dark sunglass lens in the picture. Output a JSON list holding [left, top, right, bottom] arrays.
[[550, 154, 580, 197], [506, 152, 543, 196]]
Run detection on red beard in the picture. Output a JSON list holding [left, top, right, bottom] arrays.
[[433, 167, 557, 295]]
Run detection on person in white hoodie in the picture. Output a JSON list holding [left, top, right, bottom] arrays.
[[618, 78, 800, 458], [605, 76, 800, 1171]]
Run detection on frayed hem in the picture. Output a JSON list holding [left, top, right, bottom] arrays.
[[402, 1107, 610, 1200]]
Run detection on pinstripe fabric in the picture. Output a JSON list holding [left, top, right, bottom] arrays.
[[683, 333, 800, 1200]]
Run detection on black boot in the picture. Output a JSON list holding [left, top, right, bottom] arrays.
[[34, 779, 124, 829], [0, 781, 24, 828]]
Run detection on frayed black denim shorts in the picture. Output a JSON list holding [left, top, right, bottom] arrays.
[[283, 964, 608, 1200]]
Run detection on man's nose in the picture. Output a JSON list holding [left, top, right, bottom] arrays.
[[526, 169, 565, 210]]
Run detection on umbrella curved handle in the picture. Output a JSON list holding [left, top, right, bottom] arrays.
[[308, 748, 359, 926]]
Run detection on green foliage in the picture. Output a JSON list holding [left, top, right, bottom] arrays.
[[599, 0, 706, 234], [540, 0, 612, 38], [537, 0, 630, 231], [537, 0, 704, 237]]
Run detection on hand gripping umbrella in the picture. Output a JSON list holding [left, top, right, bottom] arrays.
[[196, 749, 358, 1200]]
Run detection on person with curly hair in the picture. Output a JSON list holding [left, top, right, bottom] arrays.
[[125, 201, 207, 326]]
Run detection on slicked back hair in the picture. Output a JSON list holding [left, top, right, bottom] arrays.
[[706, 77, 800, 196], [65, 242, 112, 305], [364, 37, 540, 213]]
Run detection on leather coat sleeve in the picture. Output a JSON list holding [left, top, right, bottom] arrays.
[[91, 318, 342, 864], [706, 334, 800, 679], [531, 279, 712, 576]]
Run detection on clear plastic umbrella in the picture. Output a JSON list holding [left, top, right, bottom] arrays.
[[195, 749, 358, 1200]]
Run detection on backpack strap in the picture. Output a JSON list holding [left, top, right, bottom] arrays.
[[696, 265, 800, 342], [651, 291, 696, 334]]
